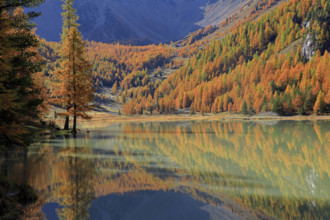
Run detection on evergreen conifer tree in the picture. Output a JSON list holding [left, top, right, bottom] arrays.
[[0, 0, 44, 148]]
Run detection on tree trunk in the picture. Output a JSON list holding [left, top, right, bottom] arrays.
[[72, 34, 77, 134], [64, 115, 70, 130], [73, 114, 77, 133]]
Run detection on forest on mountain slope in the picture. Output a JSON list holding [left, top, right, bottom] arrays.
[[40, 40, 178, 91], [122, 0, 330, 116], [39, 0, 286, 97], [35, 0, 330, 117]]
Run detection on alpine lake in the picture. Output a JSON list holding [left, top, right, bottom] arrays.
[[1, 119, 329, 219]]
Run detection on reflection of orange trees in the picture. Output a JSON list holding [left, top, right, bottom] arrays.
[[127, 121, 330, 182], [121, 121, 330, 219], [6, 121, 329, 219], [95, 163, 175, 197], [51, 139, 96, 220], [93, 156, 258, 219], [1, 145, 55, 219], [19, 137, 97, 220], [25, 145, 58, 192]]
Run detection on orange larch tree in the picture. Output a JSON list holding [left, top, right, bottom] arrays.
[[52, 0, 94, 132]]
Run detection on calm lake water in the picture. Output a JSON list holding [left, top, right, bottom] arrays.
[[1, 120, 329, 219]]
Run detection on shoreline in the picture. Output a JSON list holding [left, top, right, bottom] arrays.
[[50, 112, 330, 129]]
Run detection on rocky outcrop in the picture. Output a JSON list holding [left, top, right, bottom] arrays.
[[30, 0, 248, 44], [302, 34, 317, 60], [302, 21, 317, 60]]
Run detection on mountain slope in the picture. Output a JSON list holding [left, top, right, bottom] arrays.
[[32, 0, 249, 43], [122, 0, 330, 115]]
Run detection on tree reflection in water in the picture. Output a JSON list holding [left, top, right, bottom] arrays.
[[1, 120, 329, 219], [54, 135, 96, 220]]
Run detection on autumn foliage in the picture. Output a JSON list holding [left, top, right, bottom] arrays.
[[51, 0, 94, 132], [123, 0, 330, 115]]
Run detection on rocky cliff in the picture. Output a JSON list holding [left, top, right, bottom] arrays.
[[31, 0, 248, 43]]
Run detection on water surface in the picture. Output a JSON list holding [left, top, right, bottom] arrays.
[[1, 120, 329, 219]]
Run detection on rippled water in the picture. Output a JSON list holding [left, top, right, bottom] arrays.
[[1, 120, 329, 219]]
